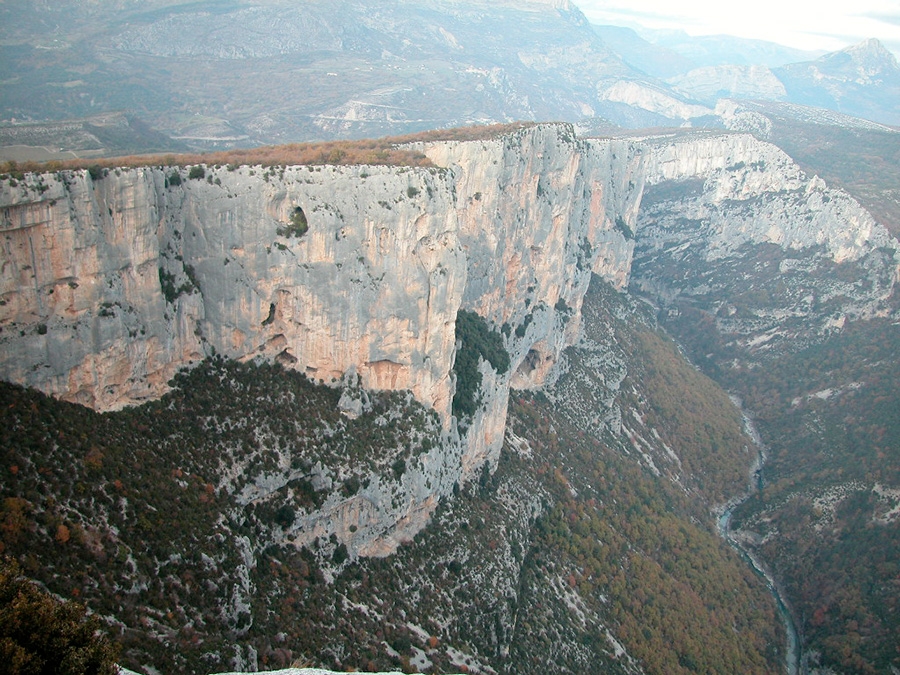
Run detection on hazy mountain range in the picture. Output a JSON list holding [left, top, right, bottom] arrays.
[[0, 0, 897, 158]]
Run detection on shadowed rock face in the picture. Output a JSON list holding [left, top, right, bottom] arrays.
[[1, 124, 895, 557]]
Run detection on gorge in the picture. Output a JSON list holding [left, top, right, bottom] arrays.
[[1, 123, 898, 673]]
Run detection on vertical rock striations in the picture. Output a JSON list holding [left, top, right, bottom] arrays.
[[2, 124, 894, 555], [0, 124, 642, 555], [1, 164, 466, 419], [416, 125, 643, 472]]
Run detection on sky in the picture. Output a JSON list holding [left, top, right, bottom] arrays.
[[575, 0, 900, 58]]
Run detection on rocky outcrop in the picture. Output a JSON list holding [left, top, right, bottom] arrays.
[[631, 130, 899, 355], [637, 131, 895, 263], [0, 124, 641, 556], [668, 65, 787, 105], [597, 80, 713, 121], [2, 124, 895, 556]]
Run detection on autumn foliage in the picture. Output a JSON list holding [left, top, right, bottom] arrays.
[[0, 558, 119, 674], [4, 122, 538, 175]]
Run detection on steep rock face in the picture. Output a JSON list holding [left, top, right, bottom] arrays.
[[417, 126, 642, 470], [1, 161, 469, 558], [632, 131, 899, 355], [0, 124, 641, 436], [0, 169, 183, 409], [638, 131, 894, 262], [0, 164, 464, 419], [2, 125, 894, 557], [0, 124, 642, 556]]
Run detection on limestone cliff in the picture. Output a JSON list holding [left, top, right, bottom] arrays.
[[0, 163, 464, 418], [637, 131, 894, 263], [2, 124, 895, 557], [0, 124, 641, 556], [631, 130, 898, 355], [415, 125, 642, 472]]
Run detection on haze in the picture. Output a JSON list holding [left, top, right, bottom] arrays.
[[577, 0, 900, 56]]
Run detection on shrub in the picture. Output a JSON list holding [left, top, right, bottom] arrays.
[[0, 558, 119, 675], [188, 165, 206, 180], [452, 310, 510, 420], [515, 312, 533, 338], [277, 207, 309, 238], [167, 170, 182, 186], [158, 268, 196, 304], [274, 505, 295, 529], [332, 544, 349, 565], [614, 215, 634, 240]]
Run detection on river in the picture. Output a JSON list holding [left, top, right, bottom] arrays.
[[715, 398, 802, 675]]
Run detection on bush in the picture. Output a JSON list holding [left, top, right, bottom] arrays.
[[452, 310, 510, 420], [614, 215, 634, 240], [277, 207, 309, 238], [274, 505, 295, 529], [0, 558, 119, 675], [167, 170, 182, 186], [188, 165, 206, 180]]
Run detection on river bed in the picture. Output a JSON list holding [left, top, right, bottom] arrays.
[[716, 398, 801, 675]]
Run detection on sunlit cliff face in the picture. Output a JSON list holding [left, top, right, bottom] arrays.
[[1, 124, 895, 556]]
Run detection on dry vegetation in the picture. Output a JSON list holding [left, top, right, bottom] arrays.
[[2, 123, 538, 175], [0, 279, 783, 675]]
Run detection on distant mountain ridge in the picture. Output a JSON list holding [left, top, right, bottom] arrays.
[[0, 1, 896, 152], [591, 24, 900, 127], [0, 0, 643, 148], [775, 38, 900, 125]]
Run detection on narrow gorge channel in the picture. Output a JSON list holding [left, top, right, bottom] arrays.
[[717, 398, 801, 675]]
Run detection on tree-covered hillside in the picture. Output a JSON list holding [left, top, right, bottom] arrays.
[[0, 278, 784, 674], [653, 254, 900, 674]]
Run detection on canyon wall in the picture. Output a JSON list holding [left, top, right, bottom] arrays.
[[632, 131, 898, 355], [0, 124, 641, 556], [638, 131, 895, 262], [1, 124, 895, 556]]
